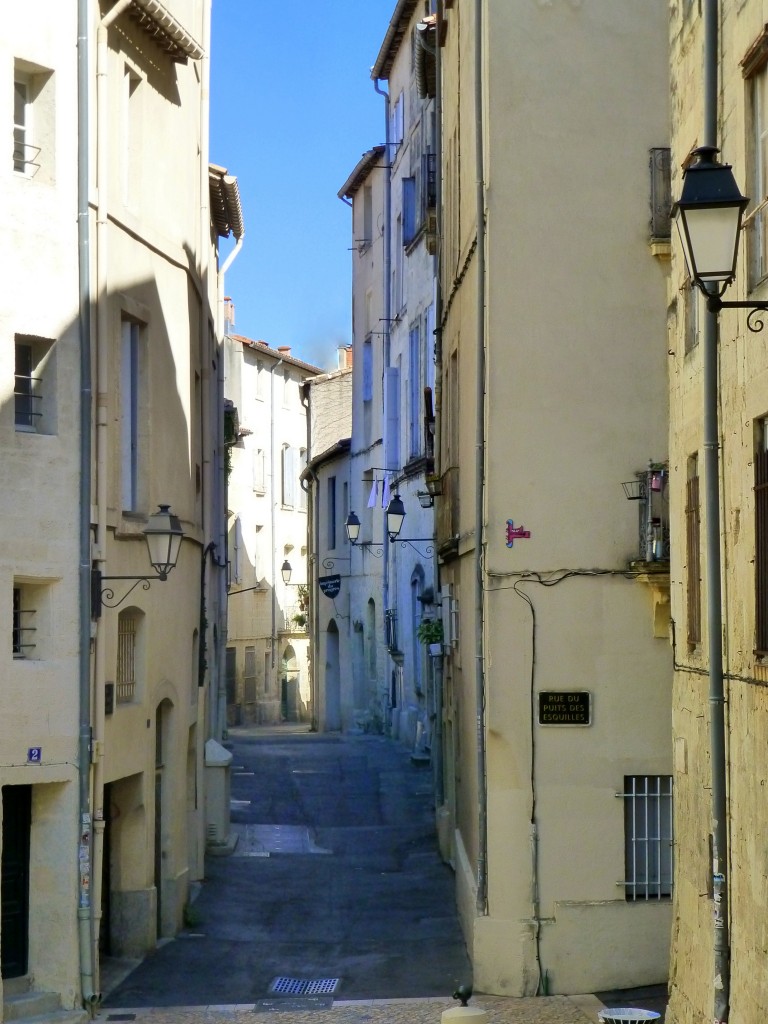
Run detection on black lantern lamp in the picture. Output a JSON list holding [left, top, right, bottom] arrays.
[[144, 504, 184, 579], [281, 559, 292, 585], [385, 493, 406, 541], [92, 503, 184, 617], [673, 147, 765, 312], [345, 510, 361, 544]]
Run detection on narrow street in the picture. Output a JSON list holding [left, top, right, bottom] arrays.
[[104, 726, 471, 1008]]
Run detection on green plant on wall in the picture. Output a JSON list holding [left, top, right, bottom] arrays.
[[416, 617, 443, 645], [297, 584, 309, 613]]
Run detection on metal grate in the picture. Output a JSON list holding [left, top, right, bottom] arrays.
[[268, 977, 340, 997]]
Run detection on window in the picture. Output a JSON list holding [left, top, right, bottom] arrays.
[[13, 61, 54, 181], [15, 335, 55, 433], [620, 775, 673, 900], [746, 39, 768, 284], [327, 475, 337, 550], [362, 337, 373, 402], [13, 75, 30, 174], [116, 611, 140, 703], [15, 341, 36, 430], [408, 322, 422, 458], [244, 646, 256, 704], [756, 417, 768, 653], [252, 448, 266, 493], [281, 445, 296, 508], [384, 366, 401, 472], [121, 320, 143, 512], [362, 185, 373, 247], [12, 585, 35, 658], [685, 454, 701, 646], [403, 177, 417, 245]]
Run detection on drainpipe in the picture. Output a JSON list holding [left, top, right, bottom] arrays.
[[216, 230, 243, 740], [473, 0, 488, 917], [269, 358, 285, 679], [76, 0, 97, 1009], [374, 77, 392, 718], [701, 2, 730, 1021], [431, 1, 444, 807], [198, 1, 212, 845]]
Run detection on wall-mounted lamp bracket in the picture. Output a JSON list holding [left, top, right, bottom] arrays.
[[91, 568, 164, 618]]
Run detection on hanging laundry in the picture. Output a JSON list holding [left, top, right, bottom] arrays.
[[382, 476, 391, 508], [367, 479, 379, 508]]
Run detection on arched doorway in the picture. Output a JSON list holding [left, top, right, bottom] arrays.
[[280, 645, 300, 721], [325, 620, 341, 731]]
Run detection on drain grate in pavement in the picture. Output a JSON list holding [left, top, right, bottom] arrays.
[[106, 1016, 136, 1022], [268, 977, 340, 997]]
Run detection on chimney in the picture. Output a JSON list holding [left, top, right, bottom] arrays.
[[277, 346, 291, 356]]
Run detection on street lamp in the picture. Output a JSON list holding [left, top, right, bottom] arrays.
[[92, 504, 184, 617], [385, 493, 406, 541], [674, 146, 768, 328], [345, 510, 361, 544], [281, 559, 292, 585]]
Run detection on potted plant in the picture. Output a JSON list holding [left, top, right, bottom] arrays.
[[416, 617, 443, 655]]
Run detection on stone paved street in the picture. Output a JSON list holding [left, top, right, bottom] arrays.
[[101, 726, 663, 1024]]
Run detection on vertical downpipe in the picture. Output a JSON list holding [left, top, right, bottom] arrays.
[[77, 0, 96, 1008], [432, 1, 445, 807], [374, 78, 392, 713], [473, 0, 488, 917], [702, 2, 730, 1020]]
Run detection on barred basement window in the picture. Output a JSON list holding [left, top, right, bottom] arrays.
[[619, 775, 673, 900]]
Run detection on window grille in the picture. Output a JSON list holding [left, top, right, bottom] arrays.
[[422, 152, 437, 215], [12, 586, 36, 657], [385, 608, 399, 652], [619, 775, 673, 900], [15, 343, 42, 430], [116, 614, 137, 702]]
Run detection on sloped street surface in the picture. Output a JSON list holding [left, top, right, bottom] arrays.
[[104, 727, 472, 1007]]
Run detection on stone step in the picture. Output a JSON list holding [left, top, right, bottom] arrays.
[[6, 1013, 88, 1024], [2, 977, 32, 998], [4, 990, 62, 1021]]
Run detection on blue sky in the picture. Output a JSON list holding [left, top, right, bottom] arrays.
[[209, 1, 396, 370]]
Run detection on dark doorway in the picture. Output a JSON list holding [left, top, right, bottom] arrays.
[[1, 785, 32, 979]]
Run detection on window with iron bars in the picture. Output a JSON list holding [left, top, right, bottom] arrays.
[[385, 608, 399, 652], [12, 586, 36, 658], [116, 612, 138, 703], [15, 341, 42, 431], [618, 775, 673, 901]]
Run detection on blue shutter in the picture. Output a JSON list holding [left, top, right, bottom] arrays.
[[403, 177, 416, 245], [384, 367, 400, 471]]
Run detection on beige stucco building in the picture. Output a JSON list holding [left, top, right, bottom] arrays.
[[224, 336, 321, 727], [667, 3, 768, 1022], [1, 0, 231, 1014], [302, 366, 353, 731], [433, 0, 673, 997]]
